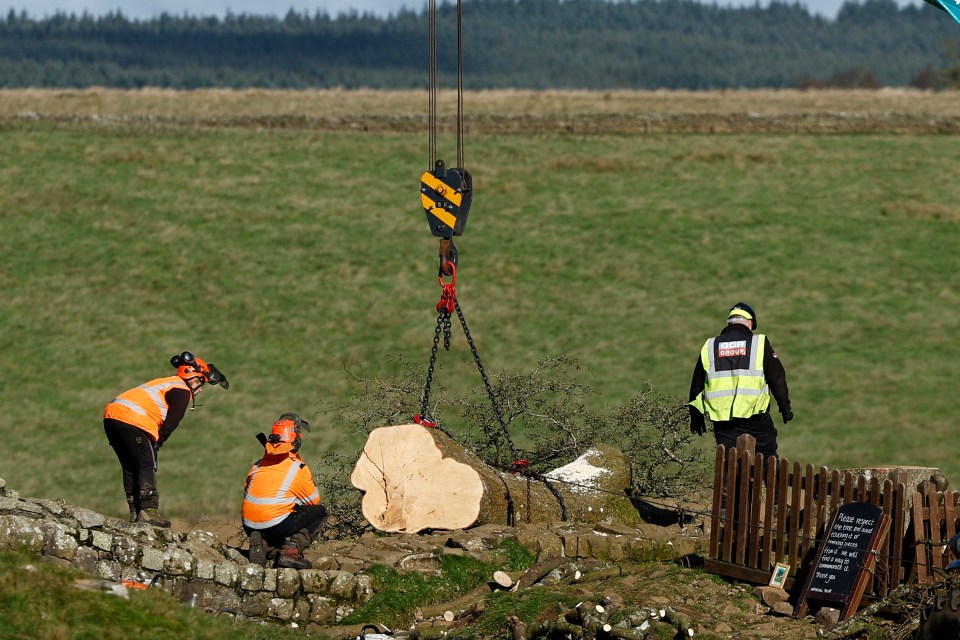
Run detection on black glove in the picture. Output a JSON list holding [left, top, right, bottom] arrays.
[[781, 410, 794, 424], [690, 417, 706, 436]]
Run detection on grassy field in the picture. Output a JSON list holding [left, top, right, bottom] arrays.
[[1, 90, 959, 523]]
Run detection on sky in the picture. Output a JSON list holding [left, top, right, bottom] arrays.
[[0, 0, 926, 22]]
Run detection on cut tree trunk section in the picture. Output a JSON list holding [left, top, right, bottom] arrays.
[[350, 423, 639, 533]]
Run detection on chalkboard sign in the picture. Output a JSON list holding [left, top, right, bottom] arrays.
[[794, 502, 890, 621]]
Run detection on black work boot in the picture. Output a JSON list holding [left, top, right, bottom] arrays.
[[289, 528, 315, 554], [276, 543, 312, 570], [136, 508, 171, 528], [126, 495, 139, 523], [248, 531, 267, 566]]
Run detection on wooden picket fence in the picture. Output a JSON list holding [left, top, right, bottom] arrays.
[[701, 434, 959, 597]]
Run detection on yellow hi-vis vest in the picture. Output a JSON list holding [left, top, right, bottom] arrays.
[[689, 333, 771, 422], [103, 376, 190, 441]]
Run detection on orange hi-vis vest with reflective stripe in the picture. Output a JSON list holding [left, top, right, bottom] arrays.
[[103, 376, 189, 442], [242, 453, 321, 530]]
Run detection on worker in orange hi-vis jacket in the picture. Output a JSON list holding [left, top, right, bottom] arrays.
[[103, 351, 229, 528], [243, 413, 326, 570]]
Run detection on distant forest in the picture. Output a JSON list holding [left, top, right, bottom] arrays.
[[2, 0, 960, 89]]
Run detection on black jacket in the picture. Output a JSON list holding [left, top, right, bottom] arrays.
[[688, 324, 791, 431], [157, 387, 191, 447]]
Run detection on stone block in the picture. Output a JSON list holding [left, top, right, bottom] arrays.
[[398, 552, 441, 575], [224, 547, 247, 564], [312, 556, 340, 570], [594, 522, 640, 537], [754, 586, 789, 606], [328, 571, 357, 600], [162, 547, 194, 576], [0, 515, 45, 552], [292, 598, 310, 623], [195, 558, 216, 581], [5, 499, 42, 515], [30, 499, 64, 516], [91, 531, 112, 551], [561, 534, 588, 558], [171, 580, 240, 612], [141, 547, 165, 571], [300, 569, 332, 594], [240, 593, 270, 617], [42, 522, 78, 561], [71, 508, 105, 529], [263, 568, 277, 592], [215, 560, 239, 586], [305, 594, 336, 624], [240, 565, 265, 591], [336, 558, 363, 573], [72, 546, 100, 574], [581, 533, 610, 560], [267, 597, 295, 621], [276, 568, 300, 598], [97, 560, 122, 581], [111, 536, 140, 565], [184, 533, 227, 564], [355, 574, 374, 604]]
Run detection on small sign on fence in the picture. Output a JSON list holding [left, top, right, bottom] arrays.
[[793, 502, 890, 621]]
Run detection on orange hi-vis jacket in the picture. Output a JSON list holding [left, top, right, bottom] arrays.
[[242, 452, 321, 530], [103, 376, 190, 442]]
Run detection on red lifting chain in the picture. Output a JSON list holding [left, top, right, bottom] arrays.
[[436, 263, 457, 314]]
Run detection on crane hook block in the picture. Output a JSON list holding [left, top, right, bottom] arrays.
[[420, 160, 473, 238]]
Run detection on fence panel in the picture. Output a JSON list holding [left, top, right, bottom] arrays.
[[704, 434, 943, 595]]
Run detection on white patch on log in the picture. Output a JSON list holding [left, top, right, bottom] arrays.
[[543, 447, 611, 493]]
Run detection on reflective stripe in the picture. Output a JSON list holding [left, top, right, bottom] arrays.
[[139, 380, 183, 421], [704, 386, 770, 399], [243, 512, 289, 529], [111, 397, 148, 416], [299, 489, 320, 505], [243, 459, 301, 505], [708, 369, 764, 379]]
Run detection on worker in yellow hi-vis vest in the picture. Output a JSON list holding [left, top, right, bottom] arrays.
[[688, 302, 793, 460]]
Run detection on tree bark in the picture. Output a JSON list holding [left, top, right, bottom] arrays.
[[350, 423, 638, 533]]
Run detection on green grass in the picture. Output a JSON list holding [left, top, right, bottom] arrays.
[[1, 119, 959, 522], [0, 549, 302, 640], [341, 554, 510, 626]]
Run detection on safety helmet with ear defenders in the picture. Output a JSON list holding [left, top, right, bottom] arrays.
[[170, 352, 230, 389], [267, 412, 311, 454]]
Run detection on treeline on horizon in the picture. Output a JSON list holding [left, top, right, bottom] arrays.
[[2, 0, 959, 90]]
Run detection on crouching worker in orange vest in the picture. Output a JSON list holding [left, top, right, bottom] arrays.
[[104, 352, 229, 528], [243, 413, 326, 569]]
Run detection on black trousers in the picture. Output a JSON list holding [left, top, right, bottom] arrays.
[[103, 418, 159, 509], [244, 504, 327, 550], [712, 411, 779, 459]]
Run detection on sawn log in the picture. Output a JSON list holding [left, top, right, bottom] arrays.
[[350, 423, 640, 533]]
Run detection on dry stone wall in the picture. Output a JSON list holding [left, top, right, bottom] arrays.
[[0, 476, 705, 633]]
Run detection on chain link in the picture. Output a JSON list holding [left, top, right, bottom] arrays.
[[418, 312, 444, 420], [453, 298, 519, 462]]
